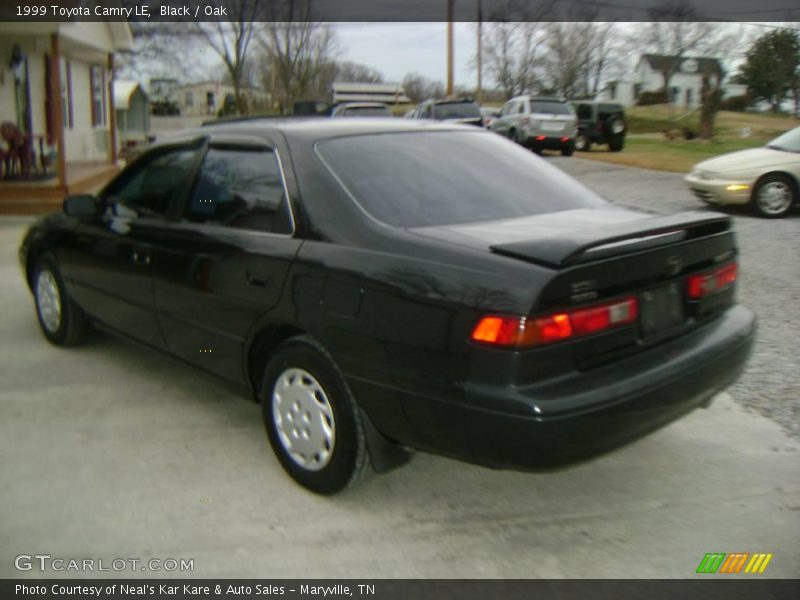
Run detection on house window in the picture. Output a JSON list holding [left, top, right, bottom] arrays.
[[685, 88, 693, 106], [61, 58, 73, 129], [90, 65, 106, 126], [609, 83, 617, 100], [185, 91, 193, 107]]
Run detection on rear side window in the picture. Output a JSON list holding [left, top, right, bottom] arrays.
[[317, 131, 606, 228], [184, 148, 293, 234], [529, 101, 572, 115], [599, 104, 624, 119], [433, 102, 481, 119]]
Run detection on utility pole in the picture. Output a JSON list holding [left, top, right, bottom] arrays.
[[446, 0, 454, 96], [476, 0, 482, 103]]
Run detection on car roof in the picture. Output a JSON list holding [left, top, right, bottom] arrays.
[[335, 102, 390, 108], [424, 97, 477, 105], [571, 100, 624, 107], [159, 117, 479, 146]]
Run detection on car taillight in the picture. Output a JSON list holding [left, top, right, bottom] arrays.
[[687, 262, 737, 299], [471, 296, 638, 348]]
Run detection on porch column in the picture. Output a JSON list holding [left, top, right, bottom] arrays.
[[107, 52, 117, 163], [50, 33, 66, 190]]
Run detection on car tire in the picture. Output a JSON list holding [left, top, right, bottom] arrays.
[[608, 137, 625, 152], [509, 128, 521, 145], [575, 134, 590, 152], [32, 254, 87, 346], [561, 142, 575, 157], [607, 116, 625, 136], [260, 335, 370, 494], [751, 173, 797, 218]]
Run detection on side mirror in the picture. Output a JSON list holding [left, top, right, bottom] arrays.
[[63, 194, 99, 217]]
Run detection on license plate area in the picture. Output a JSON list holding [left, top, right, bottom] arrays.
[[639, 282, 684, 338], [542, 121, 564, 131]]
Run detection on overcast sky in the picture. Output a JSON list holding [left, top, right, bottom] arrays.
[[335, 23, 477, 86]]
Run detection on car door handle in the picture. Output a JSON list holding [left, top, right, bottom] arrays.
[[246, 272, 270, 288], [131, 250, 151, 266]]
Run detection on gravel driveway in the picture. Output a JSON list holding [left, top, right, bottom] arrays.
[[550, 156, 800, 439]]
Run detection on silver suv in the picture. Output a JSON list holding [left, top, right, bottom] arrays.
[[490, 96, 578, 156]]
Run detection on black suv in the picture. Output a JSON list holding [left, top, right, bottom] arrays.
[[571, 101, 626, 152]]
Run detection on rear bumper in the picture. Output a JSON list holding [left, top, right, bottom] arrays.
[[525, 136, 574, 150], [460, 304, 756, 469]]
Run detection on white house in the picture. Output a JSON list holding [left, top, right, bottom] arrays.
[[598, 54, 747, 108], [174, 81, 270, 117], [0, 20, 132, 207]]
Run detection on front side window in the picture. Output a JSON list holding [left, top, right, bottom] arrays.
[[317, 131, 606, 228], [184, 148, 293, 234], [104, 147, 199, 217]]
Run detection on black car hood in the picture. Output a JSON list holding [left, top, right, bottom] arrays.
[[409, 206, 730, 268]]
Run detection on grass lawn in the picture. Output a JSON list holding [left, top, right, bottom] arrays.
[[578, 105, 798, 173]]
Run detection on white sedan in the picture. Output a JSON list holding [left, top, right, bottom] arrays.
[[685, 126, 800, 218]]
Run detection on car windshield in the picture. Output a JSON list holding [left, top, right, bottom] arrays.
[[316, 131, 606, 228], [766, 127, 800, 153], [344, 106, 391, 117], [433, 102, 481, 119], [530, 101, 572, 115]]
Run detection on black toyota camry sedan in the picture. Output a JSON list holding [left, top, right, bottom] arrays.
[[19, 119, 756, 494]]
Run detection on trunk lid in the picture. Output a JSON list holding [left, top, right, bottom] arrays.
[[412, 206, 738, 370]]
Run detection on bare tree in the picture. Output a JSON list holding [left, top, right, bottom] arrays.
[[477, 1, 557, 99], [542, 22, 621, 100], [333, 61, 385, 84], [121, 22, 207, 84], [402, 72, 445, 103], [194, 0, 263, 114], [258, 1, 338, 111], [481, 22, 547, 98]]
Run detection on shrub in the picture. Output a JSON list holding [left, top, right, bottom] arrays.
[[636, 90, 669, 106], [719, 94, 751, 112]]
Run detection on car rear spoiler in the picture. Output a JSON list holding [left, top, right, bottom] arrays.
[[490, 211, 731, 268]]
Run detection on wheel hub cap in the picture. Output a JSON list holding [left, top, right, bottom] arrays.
[[36, 270, 61, 333], [758, 182, 791, 214], [272, 368, 335, 471]]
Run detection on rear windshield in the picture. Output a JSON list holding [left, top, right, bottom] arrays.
[[530, 101, 573, 115], [433, 102, 481, 119], [316, 131, 606, 228], [344, 106, 392, 117]]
